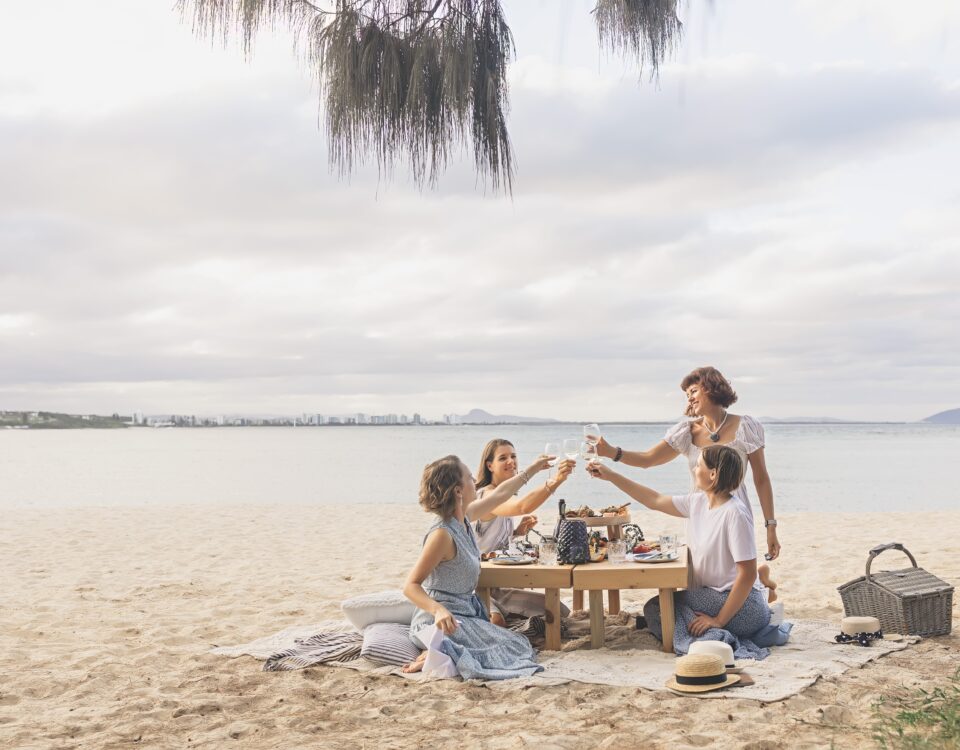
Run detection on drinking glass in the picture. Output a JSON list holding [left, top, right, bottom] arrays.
[[658, 534, 678, 557], [562, 438, 580, 461], [544, 442, 560, 468], [583, 423, 601, 446], [538, 540, 558, 566], [607, 539, 627, 565], [580, 441, 599, 464]]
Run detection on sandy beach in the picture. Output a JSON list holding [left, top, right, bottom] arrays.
[[2, 505, 958, 749]]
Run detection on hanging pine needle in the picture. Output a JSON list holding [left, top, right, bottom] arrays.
[[593, 0, 682, 80], [179, 0, 515, 192]]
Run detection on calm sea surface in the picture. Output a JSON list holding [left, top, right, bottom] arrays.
[[1, 423, 957, 513]]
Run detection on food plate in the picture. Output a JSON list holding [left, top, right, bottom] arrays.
[[629, 551, 680, 564], [490, 556, 535, 565]]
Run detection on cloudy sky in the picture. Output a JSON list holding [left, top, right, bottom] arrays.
[[1, 1, 958, 422]]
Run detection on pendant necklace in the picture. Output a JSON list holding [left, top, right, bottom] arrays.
[[703, 410, 728, 442]]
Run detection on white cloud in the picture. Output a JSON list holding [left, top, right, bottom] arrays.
[[1, 1, 959, 421]]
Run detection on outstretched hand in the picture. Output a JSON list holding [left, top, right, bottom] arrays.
[[552, 458, 575, 485], [595, 435, 616, 459], [586, 461, 616, 481], [527, 454, 553, 475]]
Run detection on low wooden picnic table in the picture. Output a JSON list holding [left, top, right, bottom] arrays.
[[478, 548, 688, 654]]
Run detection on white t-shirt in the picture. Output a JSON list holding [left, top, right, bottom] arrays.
[[672, 491, 762, 592]]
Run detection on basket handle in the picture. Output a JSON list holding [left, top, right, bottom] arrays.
[[865, 543, 918, 579]]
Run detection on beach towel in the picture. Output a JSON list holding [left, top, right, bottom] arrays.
[[212, 614, 918, 701]]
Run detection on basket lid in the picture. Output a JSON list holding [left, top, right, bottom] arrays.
[[868, 566, 953, 597]]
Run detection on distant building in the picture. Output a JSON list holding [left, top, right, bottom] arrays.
[[356, 413, 367, 425], [328, 416, 341, 425], [413, 413, 422, 425], [133, 411, 145, 425], [386, 413, 398, 425]]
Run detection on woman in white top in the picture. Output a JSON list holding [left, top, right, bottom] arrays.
[[474, 438, 575, 626], [588, 445, 773, 659], [596, 366, 781, 562]]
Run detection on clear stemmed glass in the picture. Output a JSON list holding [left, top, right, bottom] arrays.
[[562, 438, 580, 461], [544, 442, 560, 479], [544, 442, 560, 467], [583, 423, 601, 446], [580, 440, 599, 465]]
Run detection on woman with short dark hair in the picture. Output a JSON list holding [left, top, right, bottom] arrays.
[[588, 445, 773, 659], [596, 366, 781, 561]]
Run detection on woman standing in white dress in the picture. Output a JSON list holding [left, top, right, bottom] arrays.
[[596, 366, 781, 561]]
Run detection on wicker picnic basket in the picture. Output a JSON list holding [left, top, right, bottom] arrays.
[[838, 543, 954, 637]]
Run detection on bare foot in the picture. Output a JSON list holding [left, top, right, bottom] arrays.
[[758, 563, 778, 603], [490, 611, 507, 628], [401, 651, 426, 673]]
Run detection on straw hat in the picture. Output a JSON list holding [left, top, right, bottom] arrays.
[[665, 654, 740, 693], [687, 640, 743, 674], [840, 616, 880, 636]]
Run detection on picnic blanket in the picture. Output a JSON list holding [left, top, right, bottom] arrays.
[[211, 617, 916, 702]]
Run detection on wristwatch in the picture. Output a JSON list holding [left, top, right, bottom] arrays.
[[764, 519, 778, 528]]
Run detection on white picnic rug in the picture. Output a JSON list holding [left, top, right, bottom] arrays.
[[210, 618, 916, 702]]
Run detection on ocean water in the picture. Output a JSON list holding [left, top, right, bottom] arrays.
[[1, 423, 957, 514]]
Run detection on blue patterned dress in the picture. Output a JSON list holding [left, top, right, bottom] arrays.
[[409, 515, 542, 680]]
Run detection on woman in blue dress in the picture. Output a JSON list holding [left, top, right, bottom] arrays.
[[402, 453, 552, 679]]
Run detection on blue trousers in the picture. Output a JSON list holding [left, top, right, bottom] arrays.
[[644, 586, 772, 660]]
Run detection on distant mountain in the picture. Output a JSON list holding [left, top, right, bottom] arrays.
[[456, 408, 559, 424], [923, 408, 960, 424]]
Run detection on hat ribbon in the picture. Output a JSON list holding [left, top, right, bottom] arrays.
[[675, 673, 727, 686], [834, 629, 883, 647]]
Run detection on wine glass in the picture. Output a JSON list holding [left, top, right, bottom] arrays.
[[580, 441, 599, 464], [562, 438, 580, 461], [583, 423, 601, 446], [544, 442, 560, 468]]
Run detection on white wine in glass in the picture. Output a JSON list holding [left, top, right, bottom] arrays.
[[562, 438, 580, 461], [583, 423, 601, 446]]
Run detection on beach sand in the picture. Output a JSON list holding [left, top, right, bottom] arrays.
[[2, 505, 958, 750]]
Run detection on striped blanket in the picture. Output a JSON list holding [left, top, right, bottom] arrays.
[[214, 615, 549, 672]]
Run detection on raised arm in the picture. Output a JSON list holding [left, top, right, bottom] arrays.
[[747, 448, 780, 560], [466, 455, 552, 519], [402, 528, 458, 634], [586, 462, 683, 517], [596, 436, 679, 469], [491, 459, 575, 517]]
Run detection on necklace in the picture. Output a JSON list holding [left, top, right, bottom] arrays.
[[703, 410, 728, 442]]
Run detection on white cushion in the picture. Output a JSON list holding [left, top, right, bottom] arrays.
[[360, 622, 421, 666], [341, 590, 416, 630]]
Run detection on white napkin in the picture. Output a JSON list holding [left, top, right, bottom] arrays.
[[413, 624, 458, 679]]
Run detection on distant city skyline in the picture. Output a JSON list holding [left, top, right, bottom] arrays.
[[1, 2, 959, 422]]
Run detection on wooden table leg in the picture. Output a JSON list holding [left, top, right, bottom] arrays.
[[588, 590, 605, 649], [607, 589, 620, 615], [544, 588, 561, 651], [659, 588, 676, 654], [607, 525, 621, 615], [478, 587, 492, 618], [573, 589, 584, 611]]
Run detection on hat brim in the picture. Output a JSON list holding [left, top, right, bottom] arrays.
[[726, 664, 745, 674], [665, 674, 740, 693]]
